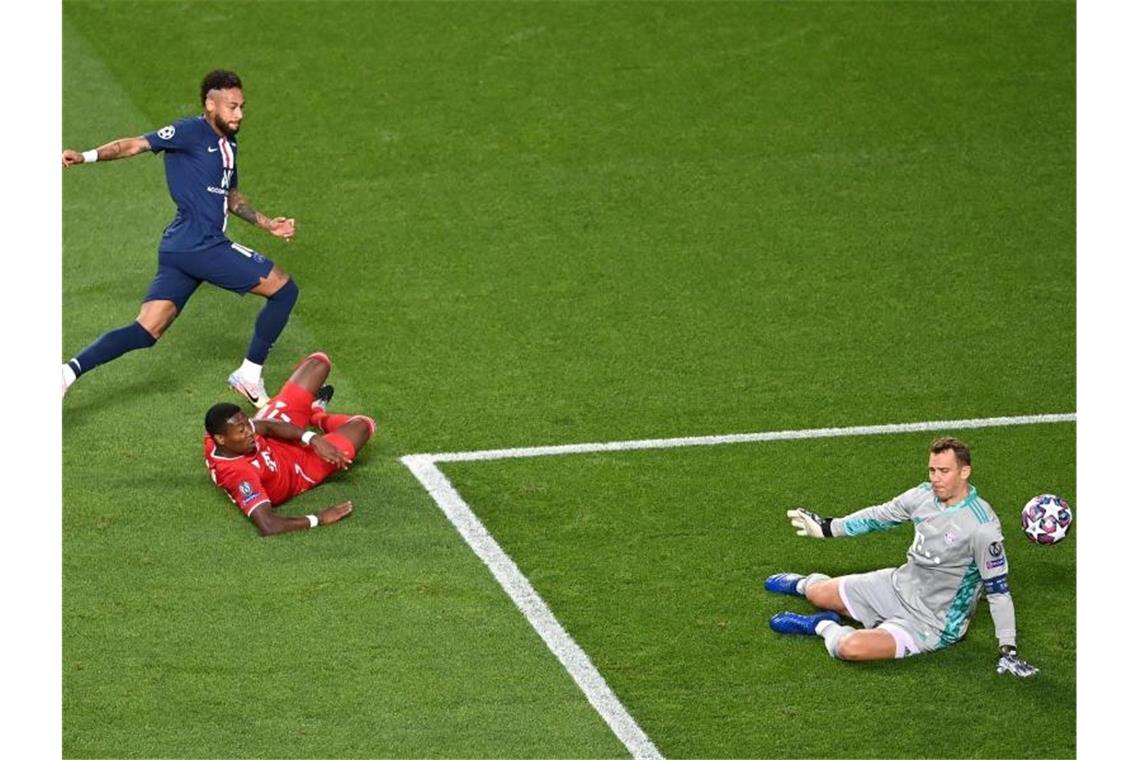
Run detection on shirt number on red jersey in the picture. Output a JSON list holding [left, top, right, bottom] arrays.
[[255, 400, 292, 424], [254, 449, 278, 472]]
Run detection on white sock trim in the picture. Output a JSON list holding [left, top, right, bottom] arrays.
[[238, 359, 263, 382], [799, 572, 830, 595], [818, 621, 855, 658]]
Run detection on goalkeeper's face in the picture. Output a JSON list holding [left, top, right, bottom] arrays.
[[928, 450, 971, 504]]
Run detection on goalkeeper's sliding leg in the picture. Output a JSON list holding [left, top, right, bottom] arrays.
[[767, 573, 911, 661]]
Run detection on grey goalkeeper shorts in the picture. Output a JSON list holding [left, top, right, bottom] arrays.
[[838, 568, 940, 657]]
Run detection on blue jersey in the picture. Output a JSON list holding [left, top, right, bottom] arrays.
[[144, 116, 239, 253]]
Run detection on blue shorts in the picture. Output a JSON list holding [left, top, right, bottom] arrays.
[[143, 241, 275, 310]]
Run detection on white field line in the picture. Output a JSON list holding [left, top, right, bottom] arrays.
[[401, 411, 1074, 758], [424, 412, 1077, 463], [400, 454, 664, 760]]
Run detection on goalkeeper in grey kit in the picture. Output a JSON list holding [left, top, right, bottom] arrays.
[[765, 437, 1039, 677]]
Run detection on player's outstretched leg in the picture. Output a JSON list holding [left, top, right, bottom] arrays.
[[764, 573, 806, 596], [815, 623, 901, 661], [802, 576, 851, 616], [769, 610, 841, 635], [764, 572, 834, 599], [62, 300, 177, 396], [229, 269, 299, 407]]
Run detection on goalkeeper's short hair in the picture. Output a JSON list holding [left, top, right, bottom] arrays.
[[929, 436, 970, 466]]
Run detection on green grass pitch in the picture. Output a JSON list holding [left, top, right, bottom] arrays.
[[63, 1, 1074, 757]]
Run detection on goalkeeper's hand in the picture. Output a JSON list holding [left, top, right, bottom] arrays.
[[787, 508, 831, 538], [996, 646, 1038, 678]]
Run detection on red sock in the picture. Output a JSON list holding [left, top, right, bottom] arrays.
[[311, 411, 353, 433]]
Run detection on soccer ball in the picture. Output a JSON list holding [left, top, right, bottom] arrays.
[[1020, 494, 1072, 545]]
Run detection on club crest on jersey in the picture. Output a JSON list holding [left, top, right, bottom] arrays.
[[943, 531, 958, 545], [157, 125, 175, 140]]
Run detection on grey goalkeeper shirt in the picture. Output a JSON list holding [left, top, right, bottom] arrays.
[[832, 483, 1017, 649]]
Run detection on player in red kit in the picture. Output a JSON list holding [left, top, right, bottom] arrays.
[[203, 351, 376, 536]]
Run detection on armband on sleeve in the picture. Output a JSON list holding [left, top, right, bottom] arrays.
[[983, 574, 1010, 595]]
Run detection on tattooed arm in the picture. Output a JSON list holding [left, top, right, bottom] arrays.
[[228, 189, 296, 240], [61, 136, 152, 166]]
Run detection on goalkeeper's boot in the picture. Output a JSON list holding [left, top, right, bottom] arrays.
[[312, 384, 335, 413], [228, 371, 269, 409], [769, 610, 841, 636], [764, 573, 806, 596]]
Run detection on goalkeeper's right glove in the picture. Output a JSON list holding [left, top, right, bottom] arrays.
[[787, 508, 834, 538]]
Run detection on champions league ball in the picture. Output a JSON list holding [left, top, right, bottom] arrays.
[[1020, 494, 1072, 545]]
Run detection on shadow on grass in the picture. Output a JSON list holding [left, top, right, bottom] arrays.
[[63, 370, 177, 429]]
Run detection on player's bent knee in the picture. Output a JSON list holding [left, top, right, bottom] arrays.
[[136, 301, 178, 339], [835, 635, 861, 661], [296, 355, 330, 376], [275, 277, 299, 303], [836, 631, 897, 661], [251, 269, 296, 299], [806, 580, 840, 610], [138, 322, 165, 340], [349, 415, 377, 438]]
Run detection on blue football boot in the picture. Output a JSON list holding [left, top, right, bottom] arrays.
[[769, 610, 841, 635], [764, 572, 806, 596]]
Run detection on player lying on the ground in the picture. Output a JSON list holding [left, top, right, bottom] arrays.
[[764, 436, 1039, 677], [62, 69, 297, 408], [203, 352, 376, 536]]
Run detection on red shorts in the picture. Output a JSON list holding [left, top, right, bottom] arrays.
[[255, 379, 321, 428], [289, 432, 355, 494], [255, 380, 357, 487]]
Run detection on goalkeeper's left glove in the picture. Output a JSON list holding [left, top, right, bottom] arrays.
[[996, 645, 1039, 678], [786, 508, 834, 538]]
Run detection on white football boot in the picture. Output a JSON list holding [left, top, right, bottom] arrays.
[[228, 370, 268, 408]]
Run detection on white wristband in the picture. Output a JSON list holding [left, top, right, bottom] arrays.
[[82, 149, 98, 163], [306, 514, 318, 528], [301, 431, 316, 446]]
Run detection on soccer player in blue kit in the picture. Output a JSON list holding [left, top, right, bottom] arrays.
[[62, 70, 296, 408]]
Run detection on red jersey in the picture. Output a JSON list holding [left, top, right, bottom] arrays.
[[204, 434, 325, 516]]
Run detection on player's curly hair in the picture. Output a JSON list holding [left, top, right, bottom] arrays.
[[930, 436, 971, 466], [200, 69, 243, 103], [205, 402, 243, 436]]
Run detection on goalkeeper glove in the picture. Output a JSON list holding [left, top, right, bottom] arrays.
[[996, 645, 1038, 678], [786, 508, 833, 538]]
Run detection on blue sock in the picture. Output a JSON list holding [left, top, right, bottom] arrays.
[[70, 321, 157, 378], [246, 279, 298, 364]]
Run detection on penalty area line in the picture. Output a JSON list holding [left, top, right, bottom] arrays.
[[400, 454, 664, 760], [421, 412, 1077, 463]]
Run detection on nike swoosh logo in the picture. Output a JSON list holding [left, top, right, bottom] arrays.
[[230, 381, 265, 406], [208, 147, 219, 152]]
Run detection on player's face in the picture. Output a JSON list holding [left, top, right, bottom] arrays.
[[206, 88, 244, 137], [218, 412, 257, 455], [928, 450, 971, 504]]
